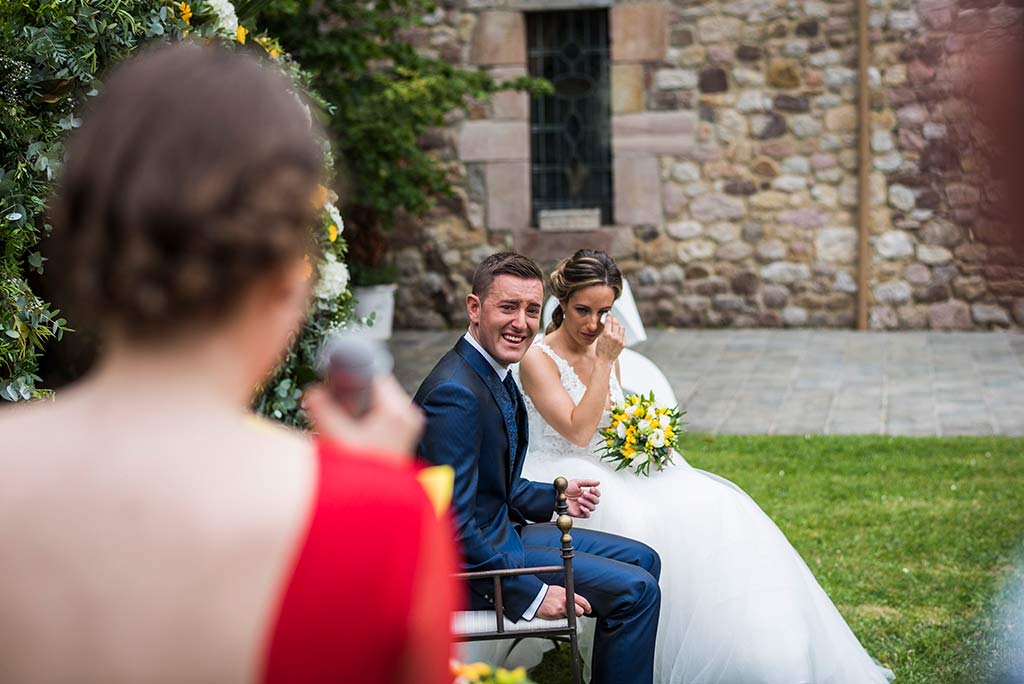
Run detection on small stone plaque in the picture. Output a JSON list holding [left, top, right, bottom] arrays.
[[538, 208, 602, 231]]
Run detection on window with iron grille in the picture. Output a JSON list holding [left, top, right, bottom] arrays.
[[526, 9, 613, 227]]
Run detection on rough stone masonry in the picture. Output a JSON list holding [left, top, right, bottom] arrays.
[[385, 0, 1024, 331]]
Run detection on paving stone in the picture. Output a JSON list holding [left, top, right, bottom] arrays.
[[390, 330, 1023, 437]]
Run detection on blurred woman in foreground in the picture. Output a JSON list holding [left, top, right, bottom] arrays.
[[0, 43, 455, 683]]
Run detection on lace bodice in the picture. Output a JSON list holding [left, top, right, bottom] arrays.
[[514, 341, 625, 465]]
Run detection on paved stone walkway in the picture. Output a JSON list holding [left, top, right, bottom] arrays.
[[389, 330, 1024, 436]]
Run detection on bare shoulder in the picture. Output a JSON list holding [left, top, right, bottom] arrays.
[[521, 342, 559, 382], [0, 398, 65, 464]]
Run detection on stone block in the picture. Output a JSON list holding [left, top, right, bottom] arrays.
[[816, 227, 858, 264], [677, 240, 717, 263], [825, 105, 858, 132], [490, 66, 529, 119], [614, 156, 662, 225], [612, 111, 698, 157], [767, 59, 802, 88], [662, 183, 687, 218], [778, 208, 825, 228], [515, 228, 635, 263], [698, 16, 743, 43], [458, 120, 529, 162], [699, 68, 729, 93], [920, 219, 964, 247], [612, 3, 668, 63], [876, 230, 914, 259], [655, 69, 699, 91], [690, 194, 746, 222], [928, 300, 972, 329], [612, 64, 645, 114], [718, 241, 754, 261], [873, 280, 912, 304], [917, 244, 953, 265], [761, 261, 811, 284], [470, 12, 525, 66], [667, 220, 703, 240], [972, 303, 1011, 326], [485, 162, 530, 231]]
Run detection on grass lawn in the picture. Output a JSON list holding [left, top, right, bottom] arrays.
[[530, 434, 1024, 684]]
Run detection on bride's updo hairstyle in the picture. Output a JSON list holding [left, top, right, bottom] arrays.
[[545, 249, 623, 335], [49, 43, 324, 340]]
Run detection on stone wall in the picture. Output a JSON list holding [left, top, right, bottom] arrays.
[[389, 0, 1023, 330]]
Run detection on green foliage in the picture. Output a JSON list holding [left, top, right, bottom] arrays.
[[0, 1, 355, 425], [0, 0, 169, 400], [255, 0, 549, 227], [533, 434, 1024, 684]]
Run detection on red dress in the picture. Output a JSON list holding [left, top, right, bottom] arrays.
[[263, 440, 456, 683]]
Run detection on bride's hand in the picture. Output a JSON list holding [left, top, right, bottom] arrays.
[[595, 314, 626, 363], [566, 478, 601, 518]]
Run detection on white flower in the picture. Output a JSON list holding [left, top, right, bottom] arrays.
[[207, 0, 239, 34], [314, 251, 350, 300], [650, 429, 665, 448], [638, 419, 651, 431], [632, 453, 650, 469], [325, 202, 344, 235], [616, 422, 627, 439]]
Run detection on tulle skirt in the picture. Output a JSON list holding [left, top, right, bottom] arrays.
[[461, 451, 894, 684]]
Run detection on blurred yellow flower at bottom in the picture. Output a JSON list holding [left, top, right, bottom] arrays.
[[495, 666, 530, 684], [236, 25, 248, 44], [451, 661, 492, 680]]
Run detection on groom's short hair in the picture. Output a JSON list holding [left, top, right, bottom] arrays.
[[472, 252, 544, 301]]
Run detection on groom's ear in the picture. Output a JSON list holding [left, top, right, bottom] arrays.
[[466, 293, 482, 325]]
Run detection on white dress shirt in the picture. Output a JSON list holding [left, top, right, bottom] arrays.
[[462, 330, 549, 621]]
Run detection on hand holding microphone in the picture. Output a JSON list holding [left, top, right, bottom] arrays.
[[303, 334, 424, 458]]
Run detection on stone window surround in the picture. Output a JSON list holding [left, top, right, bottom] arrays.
[[459, 2, 676, 258]]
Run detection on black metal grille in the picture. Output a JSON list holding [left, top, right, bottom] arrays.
[[526, 9, 613, 226]]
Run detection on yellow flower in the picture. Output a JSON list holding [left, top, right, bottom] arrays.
[[649, 418, 661, 429], [622, 446, 636, 459], [328, 223, 338, 242], [178, 1, 192, 24], [236, 25, 248, 44], [665, 426, 674, 440], [495, 667, 529, 684], [269, 47, 281, 58], [451, 661, 493, 680]]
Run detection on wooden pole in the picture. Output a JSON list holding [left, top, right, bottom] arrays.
[[856, 0, 872, 330]]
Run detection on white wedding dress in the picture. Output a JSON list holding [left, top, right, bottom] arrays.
[[515, 341, 895, 684]]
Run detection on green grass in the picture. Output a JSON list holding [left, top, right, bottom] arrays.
[[530, 434, 1024, 684]]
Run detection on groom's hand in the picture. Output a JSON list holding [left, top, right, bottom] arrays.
[[537, 585, 592, 619], [565, 478, 601, 518]]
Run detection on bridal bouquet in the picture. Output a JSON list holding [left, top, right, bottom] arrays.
[[597, 392, 684, 477]]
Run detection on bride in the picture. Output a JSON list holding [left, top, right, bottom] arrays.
[[517, 249, 894, 684]]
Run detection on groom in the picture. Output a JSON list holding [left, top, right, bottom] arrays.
[[413, 252, 661, 684]]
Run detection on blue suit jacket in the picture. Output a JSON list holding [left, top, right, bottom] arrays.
[[413, 337, 555, 620]]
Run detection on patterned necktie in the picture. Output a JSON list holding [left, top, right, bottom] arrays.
[[501, 372, 519, 462]]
